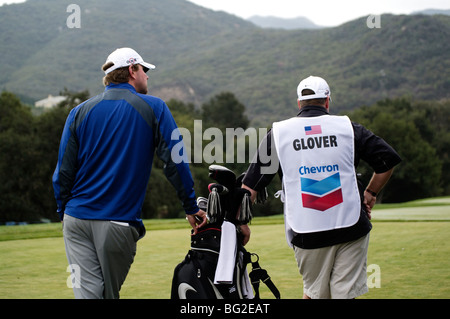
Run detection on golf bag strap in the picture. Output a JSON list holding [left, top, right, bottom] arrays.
[[248, 255, 281, 299]]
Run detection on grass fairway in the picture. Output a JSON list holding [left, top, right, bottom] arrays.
[[0, 198, 449, 299]]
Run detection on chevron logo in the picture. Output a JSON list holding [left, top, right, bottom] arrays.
[[301, 173, 343, 211]]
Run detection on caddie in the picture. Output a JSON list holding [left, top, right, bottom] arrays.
[[241, 75, 401, 299]]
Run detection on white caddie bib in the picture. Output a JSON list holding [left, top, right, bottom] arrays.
[[272, 115, 360, 234]]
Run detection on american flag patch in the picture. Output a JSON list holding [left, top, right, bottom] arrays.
[[305, 125, 322, 135]]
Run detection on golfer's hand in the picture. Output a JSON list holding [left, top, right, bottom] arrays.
[[187, 209, 207, 235], [240, 224, 251, 246]]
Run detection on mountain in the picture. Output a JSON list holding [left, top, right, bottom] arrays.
[[412, 9, 450, 16], [247, 15, 324, 30], [0, 0, 254, 104], [0, 0, 449, 126]]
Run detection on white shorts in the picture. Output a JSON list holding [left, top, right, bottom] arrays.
[[294, 233, 370, 299]]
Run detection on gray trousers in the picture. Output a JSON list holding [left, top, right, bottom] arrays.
[[63, 214, 139, 299]]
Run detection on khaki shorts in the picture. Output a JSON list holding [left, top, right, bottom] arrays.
[[294, 233, 370, 299]]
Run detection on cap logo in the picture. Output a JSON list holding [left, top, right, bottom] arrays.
[[126, 57, 137, 65]]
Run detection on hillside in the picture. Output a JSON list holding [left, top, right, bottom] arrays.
[[247, 15, 324, 29], [0, 0, 254, 105], [0, 0, 449, 126]]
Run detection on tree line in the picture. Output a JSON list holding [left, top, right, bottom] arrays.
[[0, 90, 448, 223]]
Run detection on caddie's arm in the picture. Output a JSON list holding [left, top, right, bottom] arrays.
[[242, 184, 258, 203], [364, 168, 395, 218]]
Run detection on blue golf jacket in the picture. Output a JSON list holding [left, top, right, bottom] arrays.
[[52, 83, 199, 228]]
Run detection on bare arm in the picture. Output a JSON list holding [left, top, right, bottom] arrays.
[[364, 168, 395, 218], [242, 184, 258, 203]]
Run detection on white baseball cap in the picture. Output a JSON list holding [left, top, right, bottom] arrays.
[[297, 76, 331, 101], [104, 47, 156, 74]]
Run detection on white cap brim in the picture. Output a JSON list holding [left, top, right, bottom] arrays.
[[104, 61, 156, 74], [140, 61, 156, 72], [104, 47, 156, 74]]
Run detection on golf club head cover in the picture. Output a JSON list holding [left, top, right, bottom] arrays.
[[228, 188, 252, 225], [207, 186, 221, 223], [206, 183, 231, 223], [208, 165, 236, 190], [207, 183, 229, 195]]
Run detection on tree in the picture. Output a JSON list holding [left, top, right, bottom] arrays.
[[347, 98, 444, 202], [32, 106, 71, 220], [0, 92, 39, 222], [201, 92, 249, 131], [58, 87, 90, 110], [406, 100, 450, 195], [0, 89, 89, 223]]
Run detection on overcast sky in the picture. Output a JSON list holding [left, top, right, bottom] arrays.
[[1, 0, 449, 26], [187, 0, 450, 26]]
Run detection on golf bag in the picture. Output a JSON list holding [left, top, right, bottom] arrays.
[[171, 165, 280, 299]]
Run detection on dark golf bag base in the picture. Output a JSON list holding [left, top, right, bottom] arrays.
[[171, 225, 248, 299], [171, 224, 280, 299]]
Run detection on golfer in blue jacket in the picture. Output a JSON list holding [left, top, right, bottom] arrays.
[[53, 47, 206, 299]]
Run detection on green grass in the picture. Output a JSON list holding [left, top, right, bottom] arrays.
[[364, 222, 450, 299], [0, 197, 449, 299]]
